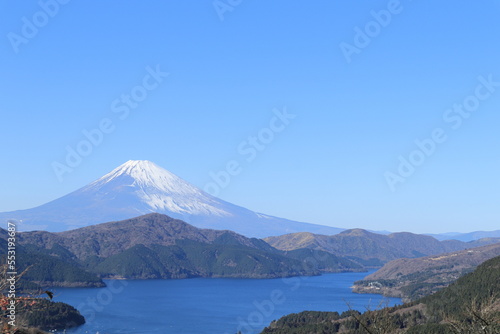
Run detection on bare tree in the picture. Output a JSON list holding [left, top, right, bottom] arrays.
[[0, 264, 45, 333], [443, 295, 500, 334], [345, 299, 395, 334]]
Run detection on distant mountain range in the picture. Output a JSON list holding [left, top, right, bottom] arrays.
[[353, 242, 500, 301], [1, 160, 497, 241], [427, 230, 500, 242], [0, 160, 343, 238], [0, 213, 362, 283], [3, 212, 498, 289], [264, 228, 500, 266]]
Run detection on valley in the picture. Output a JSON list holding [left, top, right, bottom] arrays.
[[352, 242, 500, 301], [260, 255, 500, 333], [1, 213, 363, 285], [3, 209, 499, 295], [1, 160, 499, 333]]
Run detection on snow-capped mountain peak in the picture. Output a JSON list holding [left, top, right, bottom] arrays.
[[83, 160, 231, 217], [0, 160, 344, 237], [94, 160, 197, 194]]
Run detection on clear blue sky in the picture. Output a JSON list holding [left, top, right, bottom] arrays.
[[1, 1, 499, 234]]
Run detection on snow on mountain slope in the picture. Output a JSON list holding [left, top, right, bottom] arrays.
[[83, 160, 230, 217], [0, 160, 344, 237]]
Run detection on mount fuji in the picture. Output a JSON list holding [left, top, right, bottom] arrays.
[[0, 160, 344, 237]]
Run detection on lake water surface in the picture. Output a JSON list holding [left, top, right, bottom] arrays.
[[54, 271, 400, 334]]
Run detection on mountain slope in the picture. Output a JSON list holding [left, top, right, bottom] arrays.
[[12, 213, 361, 280], [353, 242, 500, 301], [0, 160, 343, 238], [92, 240, 319, 279], [261, 255, 500, 334], [0, 237, 104, 288], [265, 229, 500, 265], [17, 213, 275, 259]]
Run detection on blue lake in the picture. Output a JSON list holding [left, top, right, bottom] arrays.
[[53, 271, 400, 334]]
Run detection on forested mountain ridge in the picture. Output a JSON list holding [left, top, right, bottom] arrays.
[[0, 238, 104, 288], [353, 242, 500, 301], [1, 214, 362, 281], [265, 228, 500, 264], [15, 213, 272, 259], [260, 255, 500, 333]]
